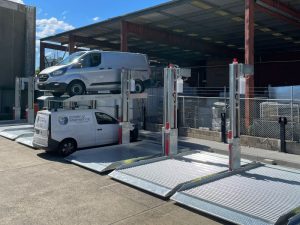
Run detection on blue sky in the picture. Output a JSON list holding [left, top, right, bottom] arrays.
[[9, 0, 170, 68]]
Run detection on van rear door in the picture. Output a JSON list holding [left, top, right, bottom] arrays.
[[33, 112, 50, 147]]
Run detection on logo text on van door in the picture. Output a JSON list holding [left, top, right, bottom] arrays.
[[69, 115, 91, 123]]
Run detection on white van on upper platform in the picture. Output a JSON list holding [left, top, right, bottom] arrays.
[[37, 50, 150, 97], [33, 109, 138, 156]]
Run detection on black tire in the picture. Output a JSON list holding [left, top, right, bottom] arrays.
[[134, 80, 145, 93], [67, 81, 86, 97], [52, 92, 64, 97], [58, 139, 77, 157]]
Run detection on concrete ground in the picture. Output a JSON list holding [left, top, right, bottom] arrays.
[[0, 137, 230, 225]]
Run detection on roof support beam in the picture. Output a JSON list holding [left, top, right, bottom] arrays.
[[245, 0, 255, 130], [255, 0, 300, 28], [39, 41, 69, 70], [121, 21, 128, 52], [122, 21, 240, 57], [71, 35, 118, 50]]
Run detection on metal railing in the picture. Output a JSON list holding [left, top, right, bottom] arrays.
[[139, 86, 300, 142]]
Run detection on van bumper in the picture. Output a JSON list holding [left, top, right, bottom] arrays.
[[38, 82, 68, 93], [33, 139, 60, 152]]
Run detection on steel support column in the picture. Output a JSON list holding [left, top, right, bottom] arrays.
[[69, 35, 75, 54], [39, 41, 45, 71], [121, 21, 128, 52], [245, 0, 255, 129]]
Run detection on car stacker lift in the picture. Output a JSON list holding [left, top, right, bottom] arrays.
[[171, 60, 300, 225], [64, 69, 166, 172], [0, 77, 35, 143]]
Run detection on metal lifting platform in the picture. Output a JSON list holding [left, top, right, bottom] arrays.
[[171, 163, 300, 225], [15, 133, 35, 148], [109, 151, 251, 198], [65, 141, 162, 173], [0, 124, 34, 140]]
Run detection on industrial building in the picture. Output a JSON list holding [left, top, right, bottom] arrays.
[[0, 0, 35, 120]]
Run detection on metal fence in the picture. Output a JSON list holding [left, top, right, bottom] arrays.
[[141, 86, 300, 142]]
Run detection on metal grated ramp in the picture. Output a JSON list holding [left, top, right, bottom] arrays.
[[65, 141, 162, 173], [0, 127, 34, 140], [0, 124, 33, 132], [16, 133, 35, 148], [172, 164, 300, 225], [109, 151, 251, 198]]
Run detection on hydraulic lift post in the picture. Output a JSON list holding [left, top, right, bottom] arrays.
[[14, 77, 35, 124], [162, 66, 190, 156], [120, 69, 135, 144], [228, 59, 253, 170]]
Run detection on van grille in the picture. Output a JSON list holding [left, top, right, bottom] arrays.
[[39, 74, 49, 82]]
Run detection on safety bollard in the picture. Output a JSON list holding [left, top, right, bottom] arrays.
[[221, 112, 227, 143], [278, 117, 287, 153]]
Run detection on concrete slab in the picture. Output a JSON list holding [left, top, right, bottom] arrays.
[[0, 137, 223, 225]]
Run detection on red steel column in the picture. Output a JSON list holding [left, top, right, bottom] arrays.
[[40, 41, 45, 70], [69, 35, 75, 54], [121, 21, 128, 52], [245, 0, 255, 129]]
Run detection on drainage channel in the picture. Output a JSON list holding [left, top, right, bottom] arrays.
[[65, 140, 164, 173], [109, 151, 251, 198], [171, 163, 300, 225]]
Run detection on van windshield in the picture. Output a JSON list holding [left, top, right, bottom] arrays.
[[57, 51, 86, 66]]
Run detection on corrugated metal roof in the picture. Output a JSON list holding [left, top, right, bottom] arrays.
[[41, 0, 300, 64]]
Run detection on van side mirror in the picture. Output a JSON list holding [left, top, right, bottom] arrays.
[[72, 62, 82, 69]]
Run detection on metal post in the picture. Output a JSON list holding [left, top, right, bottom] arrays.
[[14, 78, 21, 120], [279, 117, 287, 153], [229, 59, 241, 171], [27, 77, 35, 124], [291, 86, 294, 141], [221, 112, 227, 143], [182, 96, 185, 127], [143, 105, 146, 130]]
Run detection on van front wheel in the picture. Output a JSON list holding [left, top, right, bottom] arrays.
[[67, 81, 86, 97], [58, 139, 77, 157], [135, 80, 145, 93]]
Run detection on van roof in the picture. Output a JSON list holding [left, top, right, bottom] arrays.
[[79, 50, 147, 57]]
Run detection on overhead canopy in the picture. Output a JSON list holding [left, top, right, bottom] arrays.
[[41, 0, 300, 65]]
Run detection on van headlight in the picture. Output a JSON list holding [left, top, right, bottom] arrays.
[[51, 68, 67, 76]]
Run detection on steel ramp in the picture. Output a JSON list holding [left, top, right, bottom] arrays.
[[16, 133, 35, 148], [0, 125, 34, 140], [171, 164, 300, 225], [109, 151, 251, 198], [65, 141, 162, 173], [0, 124, 33, 132]]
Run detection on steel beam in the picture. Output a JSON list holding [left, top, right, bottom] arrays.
[[121, 21, 128, 52], [256, 0, 300, 28], [72, 35, 119, 50], [123, 21, 240, 57], [39, 41, 46, 71], [68, 35, 75, 53], [245, 0, 255, 130]]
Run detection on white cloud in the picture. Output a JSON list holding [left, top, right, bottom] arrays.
[[7, 0, 24, 4], [93, 17, 100, 22], [36, 17, 75, 39], [35, 17, 75, 68]]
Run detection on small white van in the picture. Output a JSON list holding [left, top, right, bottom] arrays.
[[33, 109, 138, 156], [37, 50, 150, 97]]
